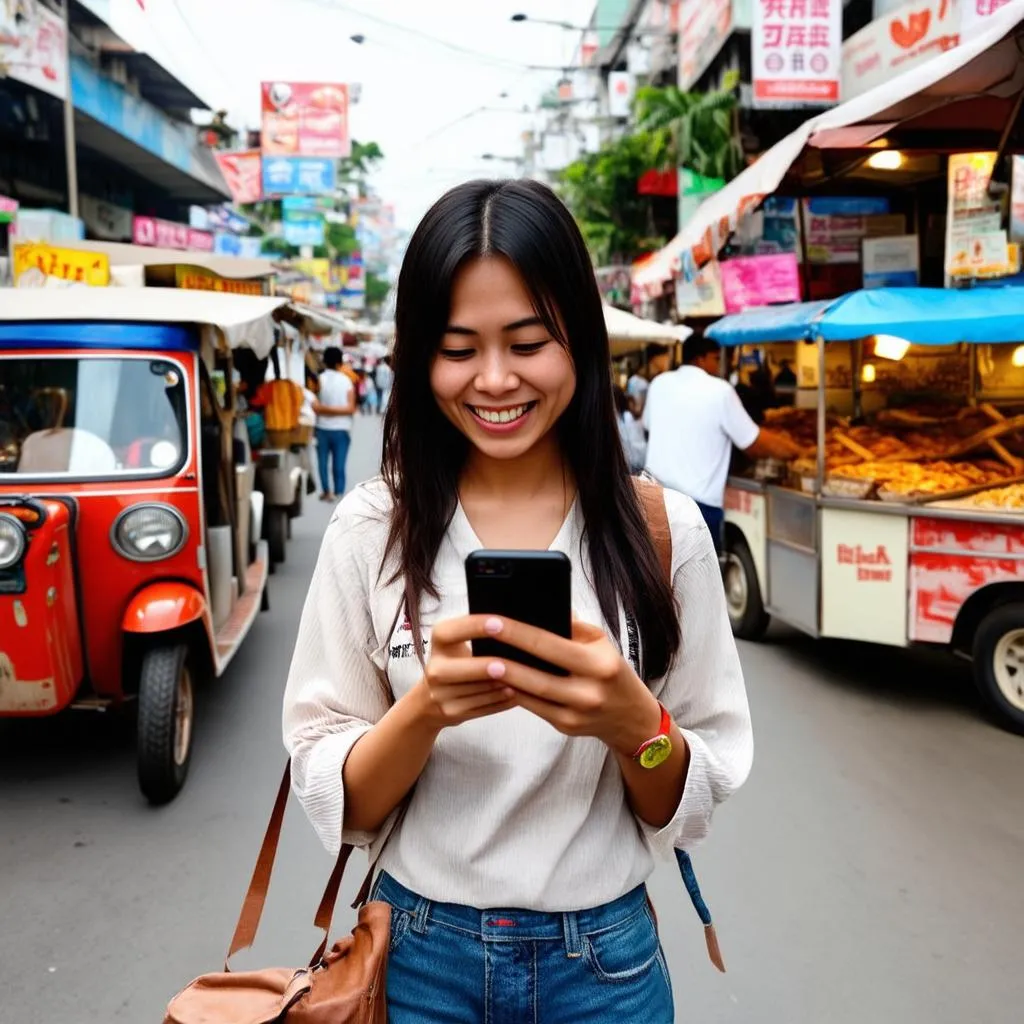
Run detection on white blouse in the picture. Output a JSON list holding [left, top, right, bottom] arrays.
[[282, 478, 753, 912]]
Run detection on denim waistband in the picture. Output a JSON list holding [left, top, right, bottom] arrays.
[[371, 871, 650, 951]]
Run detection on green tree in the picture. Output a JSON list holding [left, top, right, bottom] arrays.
[[324, 220, 360, 259], [337, 140, 384, 198], [365, 270, 390, 310], [558, 131, 667, 266], [633, 72, 743, 182]]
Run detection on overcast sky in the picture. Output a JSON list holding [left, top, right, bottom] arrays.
[[120, 0, 597, 229]]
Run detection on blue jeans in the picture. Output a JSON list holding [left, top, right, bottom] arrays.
[[315, 428, 350, 496], [370, 871, 674, 1024], [695, 501, 724, 554]]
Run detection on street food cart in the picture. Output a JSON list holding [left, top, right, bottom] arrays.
[[0, 289, 288, 803], [708, 287, 1024, 734]]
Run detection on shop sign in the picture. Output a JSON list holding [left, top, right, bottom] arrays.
[[752, 0, 842, 107], [945, 152, 1002, 282], [675, 259, 727, 317], [719, 252, 801, 312], [79, 195, 133, 240], [960, 0, 1014, 35], [803, 197, 905, 264], [132, 215, 215, 252], [677, 0, 733, 89], [13, 243, 110, 288], [262, 156, 337, 197], [820, 509, 908, 646], [261, 81, 350, 159], [174, 266, 265, 296], [608, 71, 636, 119], [0, 0, 68, 100], [283, 208, 326, 247], [842, 0, 959, 101], [215, 151, 263, 205], [0, 195, 18, 224], [862, 235, 920, 287]]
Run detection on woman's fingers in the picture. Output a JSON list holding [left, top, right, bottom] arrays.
[[431, 615, 503, 653], [440, 691, 516, 722], [426, 656, 505, 687]]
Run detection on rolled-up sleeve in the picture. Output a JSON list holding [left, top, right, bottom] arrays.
[[640, 494, 754, 854], [282, 502, 391, 853]]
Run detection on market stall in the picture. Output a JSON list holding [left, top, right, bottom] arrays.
[[707, 286, 1024, 734]]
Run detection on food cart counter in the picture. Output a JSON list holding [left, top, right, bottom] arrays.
[[709, 287, 1024, 733]]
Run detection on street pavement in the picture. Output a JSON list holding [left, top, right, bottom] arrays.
[[2, 414, 1023, 1024]]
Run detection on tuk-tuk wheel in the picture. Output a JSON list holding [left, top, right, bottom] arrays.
[[265, 508, 287, 565], [973, 603, 1024, 735], [137, 644, 195, 805], [723, 538, 770, 642]]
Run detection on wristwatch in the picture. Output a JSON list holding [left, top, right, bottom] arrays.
[[630, 703, 673, 769]]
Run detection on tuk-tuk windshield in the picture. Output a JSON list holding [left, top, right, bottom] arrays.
[[0, 356, 188, 479]]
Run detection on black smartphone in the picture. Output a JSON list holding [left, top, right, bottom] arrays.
[[466, 550, 572, 676]]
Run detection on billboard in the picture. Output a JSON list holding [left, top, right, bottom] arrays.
[[262, 156, 337, 197], [753, 0, 842, 106], [261, 81, 350, 158], [214, 151, 263, 205], [0, 0, 68, 100]]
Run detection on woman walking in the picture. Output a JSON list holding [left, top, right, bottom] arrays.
[[283, 179, 752, 1023]]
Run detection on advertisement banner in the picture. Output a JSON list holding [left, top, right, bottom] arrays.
[[133, 215, 215, 252], [608, 71, 636, 119], [14, 243, 110, 288], [841, 0, 959, 101], [802, 197, 905, 264], [862, 235, 920, 287], [961, 0, 1014, 35], [175, 266, 265, 296], [945, 152, 1002, 282], [677, 0, 732, 89], [261, 81, 350, 158], [283, 209, 326, 247], [262, 156, 337, 197], [0, 0, 68, 100], [675, 259, 727, 317], [753, 0, 842, 106], [720, 253, 802, 312], [214, 151, 264, 205]]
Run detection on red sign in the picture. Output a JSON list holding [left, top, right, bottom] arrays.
[[719, 253, 802, 313], [261, 81, 350, 159], [132, 216, 215, 252], [214, 150, 263, 205], [753, 0, 842, 106]]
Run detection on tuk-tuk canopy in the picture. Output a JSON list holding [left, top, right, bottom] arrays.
[[0, 289, 290, 358], [706, 287, 1024, 347]]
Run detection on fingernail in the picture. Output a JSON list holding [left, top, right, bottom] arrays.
[[485, 617, 504, 635], [488, 661, 506, 679]]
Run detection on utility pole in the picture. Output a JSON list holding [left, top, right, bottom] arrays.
[[61, 0, 79, 219]]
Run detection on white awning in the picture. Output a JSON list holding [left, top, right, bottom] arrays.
[[604, 304, 691, 354], [633, 2, 1024, 297], [0, 288, 290, 358]]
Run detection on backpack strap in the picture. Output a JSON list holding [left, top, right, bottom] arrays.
[[631, 478, 727, 973]]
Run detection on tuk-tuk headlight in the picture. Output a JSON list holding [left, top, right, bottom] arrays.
[[111, 504, 187, 562], [0, 514, 26, 569]]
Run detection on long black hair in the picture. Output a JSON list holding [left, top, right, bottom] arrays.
[[382, 179, 679, 680]]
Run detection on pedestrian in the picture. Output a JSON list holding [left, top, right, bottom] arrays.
[[283, 179, 752, 1023], [313, 346, 356, 502], [614, 384, 647, 474], [643, 335, 800, 552], [375, 355, 394, 414], [626, 365, 649, 418]]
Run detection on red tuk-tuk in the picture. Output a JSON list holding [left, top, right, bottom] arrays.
[[0, 289, 288, 803]]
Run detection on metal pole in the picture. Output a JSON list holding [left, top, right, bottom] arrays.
[[815, 335, 826, 494], [62, 0, 79, 219]]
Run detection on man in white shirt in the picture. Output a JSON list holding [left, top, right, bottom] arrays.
[[314, 347, 356, 501], [643, 337, 799, 550]]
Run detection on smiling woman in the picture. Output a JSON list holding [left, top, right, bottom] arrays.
[[283, 179, 753, 1024]]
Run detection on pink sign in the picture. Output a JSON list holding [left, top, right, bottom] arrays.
[[133, 216, 215, 252], [720, 253, 802, 313], [261, 81, 350, 159], [0, 194, 18, 223], [753, 0, 842, 106], [215, 150, 263, 205]]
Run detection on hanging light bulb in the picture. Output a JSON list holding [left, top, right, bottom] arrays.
[[873, 335, 911, 361], [861, 363, 877, 384], [1011, 345, 1024, 368], [867, 150, 905, 171]]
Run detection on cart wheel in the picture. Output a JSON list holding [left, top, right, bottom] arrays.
[[972, 603, 1024, 735], [137, 644, 194, 805], [265, 507, 287, 565], [723, 538, 770, 641]]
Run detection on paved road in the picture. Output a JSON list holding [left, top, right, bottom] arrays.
[[3, 416, 1023, 1024]]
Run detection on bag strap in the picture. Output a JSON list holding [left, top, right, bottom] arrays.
[[630, 477, 726, 974]]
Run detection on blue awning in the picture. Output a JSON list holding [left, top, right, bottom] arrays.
[[707, 287, 1024, 347]]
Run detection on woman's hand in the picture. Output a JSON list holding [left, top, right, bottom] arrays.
[[480, 617, 663, 757], [412, 615, 518, 732]]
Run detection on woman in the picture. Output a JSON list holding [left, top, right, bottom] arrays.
[[283, 179, 752, 1023], [614, 383, 648, 474]]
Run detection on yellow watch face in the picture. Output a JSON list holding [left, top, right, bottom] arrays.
[[638, 736, 672, 770]]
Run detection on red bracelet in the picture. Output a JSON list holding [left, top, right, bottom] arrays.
[[629, 702, 672, 760]]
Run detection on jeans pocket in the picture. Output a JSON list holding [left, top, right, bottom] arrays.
[[583, 907, 662, 983], [387, 907, 412, 955]]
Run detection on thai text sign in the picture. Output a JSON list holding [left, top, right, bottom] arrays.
[[753, 0, 842, 106], [133, 216, 215, 252], [720, 253, 802, 312], [14, 244, 110, 288]]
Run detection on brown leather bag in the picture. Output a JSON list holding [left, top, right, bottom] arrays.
[[164, 763, 393, 1024]]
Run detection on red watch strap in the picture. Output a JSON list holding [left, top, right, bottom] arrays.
[[630, 702, 672, 759]]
